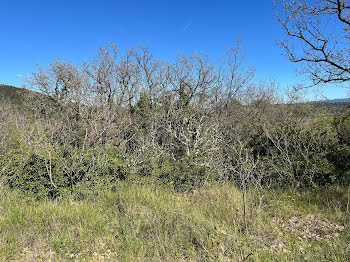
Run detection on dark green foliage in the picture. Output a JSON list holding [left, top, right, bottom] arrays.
[[131, 152, 216, 191], [156, 155, 216, 191], [0, 146, 130, 199], [0, 84, 46, 109], [2, 152, 56, 198], [247, 118, 338, 187], [0, 85, 29, 105], [327, 144, 350, 185], [332, 109, 350, 145]]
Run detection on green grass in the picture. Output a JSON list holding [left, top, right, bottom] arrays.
[[0, 183, 349, 261]]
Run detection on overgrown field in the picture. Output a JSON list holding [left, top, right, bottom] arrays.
[[0, 183, 349, 261]]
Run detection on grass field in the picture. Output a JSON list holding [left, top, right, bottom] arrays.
[[0, 183, 349, 261]]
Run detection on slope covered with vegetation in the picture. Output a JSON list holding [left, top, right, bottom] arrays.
[[0, 84, 29, 105]]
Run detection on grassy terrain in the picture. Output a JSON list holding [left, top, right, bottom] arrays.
[[0, 183, 349, 261]]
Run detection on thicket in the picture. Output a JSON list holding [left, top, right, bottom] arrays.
[[0, 43, 349, 198]]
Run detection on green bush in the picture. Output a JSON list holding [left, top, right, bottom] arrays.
[[132, 152, 216, 191], [0, 144, 130, 199], [327, 144, 350, 185], [1, 151, 59, 199], [156, 155, 217, 191], [247, 118, 338, 187]]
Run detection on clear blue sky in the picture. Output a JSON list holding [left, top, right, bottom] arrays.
[[0, 0, 348, 99]]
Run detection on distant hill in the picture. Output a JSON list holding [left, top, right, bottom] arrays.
[[321, 98, 350, 103], [0, 84, 32, 105], [0, 84, 49, 109], [308, 98, 350, 115]]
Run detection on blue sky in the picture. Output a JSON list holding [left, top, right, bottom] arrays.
[[0, 0, 348, 99]]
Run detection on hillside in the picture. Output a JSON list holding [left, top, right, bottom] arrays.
[[310, 101, 350, 115], [0, 84, 33, 105]]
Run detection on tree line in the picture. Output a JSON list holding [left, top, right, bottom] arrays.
[[0, 41, 349, 199]]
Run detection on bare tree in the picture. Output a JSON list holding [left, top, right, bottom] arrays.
[[22, 42, 290, 188], [276, 0, 350, 85]]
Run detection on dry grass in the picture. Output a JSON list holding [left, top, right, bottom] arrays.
[[0, 183, 349, 261]]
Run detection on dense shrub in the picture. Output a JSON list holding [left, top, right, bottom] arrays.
[[246, 118, 339, 187], [130, 152, 216, 191], [1, 45, 350, 197], [0, 144, 130, 198]]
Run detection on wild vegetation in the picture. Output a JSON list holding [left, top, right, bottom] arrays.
[[1, 43, 349, 197], [0, 183, 349, 261], [0, 42, 349, 260], [0, 0, 349, 260]]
